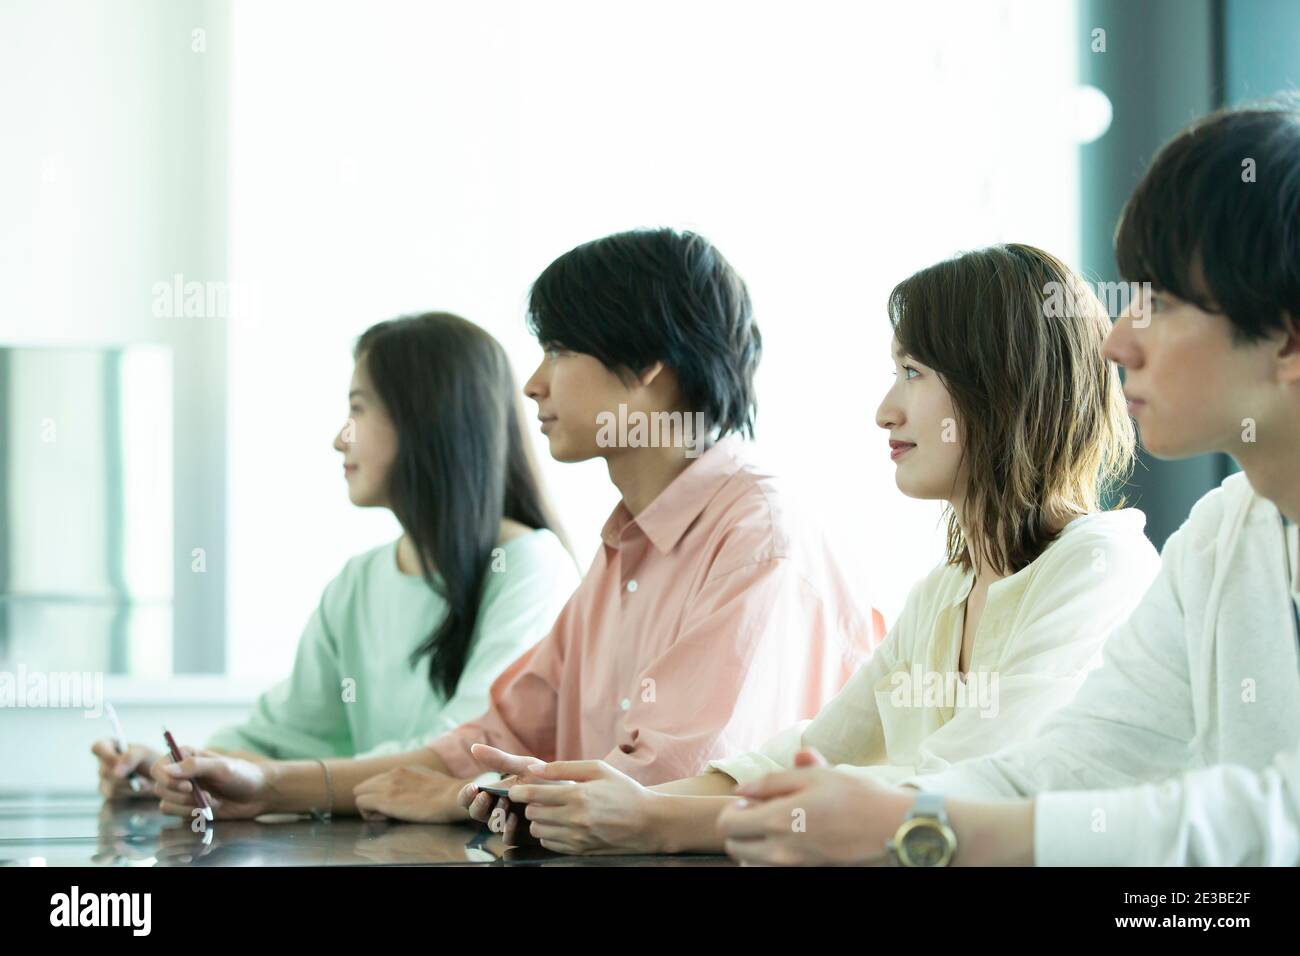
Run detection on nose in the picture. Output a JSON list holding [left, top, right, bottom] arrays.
[[1102, 312, 1143, 371], [523, 360, 548, 403], [333, 422, 349, 454], [875, 380, 904, 432]]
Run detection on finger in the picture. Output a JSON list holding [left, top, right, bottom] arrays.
[[528, 821, 578, 843], [157, 799, 200, 818], [503, 808, 542, 847], [507, 782, 579, 806], [523, 802, 578, 826], [156, 774, 209, 804], [792, 747, 829, 769], [733, 769, 818, 800], [525, 760, 605, 782], [91, 739, 119, 761], [166, 754, 228, 781], [354, 793, 388, 820], [724, 836, 781, 866], [467, 743, 542, 775], [468, 792, 494, 823], [487, 798, 510, 834], [352, 773, 388, 796], [153, 781, 197, 805]]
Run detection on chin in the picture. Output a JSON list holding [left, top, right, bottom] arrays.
[[347, 487, 380, 507], [546, 437, 597, 464], [1135, 423, 1203, 461], [893, 471, 944, 501]]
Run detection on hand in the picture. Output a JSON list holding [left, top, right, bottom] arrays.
[[91, 738, 161, 801], [504, 759, 657, 855], [149, 746, 274, 820], [716, 748, 912, 866], [353, 765, 469, 823], [454, 743, 556, 846]]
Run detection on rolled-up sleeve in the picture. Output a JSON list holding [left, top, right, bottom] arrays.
[[426, 601, 571, 778]]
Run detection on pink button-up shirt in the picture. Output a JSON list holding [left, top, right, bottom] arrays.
[[429, 436, 884, 785]]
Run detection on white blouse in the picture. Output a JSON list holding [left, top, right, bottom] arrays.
[[707, 509, 1161, 787]]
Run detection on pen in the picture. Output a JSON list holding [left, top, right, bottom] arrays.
[[162, 727, 213, 820], [104, 702, 145, 793]]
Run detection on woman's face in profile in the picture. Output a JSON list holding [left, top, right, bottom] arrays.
[[875, 338, 964, 503], [334, 353, 399, 508]]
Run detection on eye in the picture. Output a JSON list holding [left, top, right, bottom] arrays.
[[901, 364, 920, 380], [350, 404, 363, 414]]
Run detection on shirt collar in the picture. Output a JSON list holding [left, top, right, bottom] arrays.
[[599, 435, 748, 555]]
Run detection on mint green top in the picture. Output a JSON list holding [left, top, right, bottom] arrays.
[[206, 529, 579, 759]]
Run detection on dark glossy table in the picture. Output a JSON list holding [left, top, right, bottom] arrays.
[[0, 795, 735, 867]]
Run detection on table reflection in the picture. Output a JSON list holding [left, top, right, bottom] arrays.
[[0, 795, 733, 867]]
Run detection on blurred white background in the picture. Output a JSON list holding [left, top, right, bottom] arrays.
[[227, 0, 1080, 679], [2, 0, 1083, 789]]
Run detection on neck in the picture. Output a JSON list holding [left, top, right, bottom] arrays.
[[950, 495, 1079, 587], [606, 443, 705, 516], [950, 495, 993, 586], [1237, 429, 1300, 524], [395, 533, 425, 577]]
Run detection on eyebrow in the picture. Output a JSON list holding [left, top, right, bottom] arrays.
[[348, 389, 367, 400]]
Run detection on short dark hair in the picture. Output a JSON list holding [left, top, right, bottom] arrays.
[[1115, 94, 1300, 343], [526, 228, 761, 438]]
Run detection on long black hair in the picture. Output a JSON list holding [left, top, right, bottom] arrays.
[[355, 312, 564, 698]]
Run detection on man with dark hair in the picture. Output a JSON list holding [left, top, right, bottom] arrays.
[[716, 99, 1300, 866], [350, 228, 882, 830]]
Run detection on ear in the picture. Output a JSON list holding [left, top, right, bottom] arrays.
[[1277, 313, 1300, 386], [635, 360, 666, 389]]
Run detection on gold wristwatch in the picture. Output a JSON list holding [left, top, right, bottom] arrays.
[[885, 792, 956, 867]]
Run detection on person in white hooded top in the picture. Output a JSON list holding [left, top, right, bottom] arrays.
[[715, 97, 1300, 867]]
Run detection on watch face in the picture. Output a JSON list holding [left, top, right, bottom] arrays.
[[902, 824, 951, 867]]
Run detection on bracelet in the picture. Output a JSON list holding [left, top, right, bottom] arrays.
[[312, 758, 334, 821]]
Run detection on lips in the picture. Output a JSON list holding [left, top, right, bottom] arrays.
[[889, 440, 916, 461], [538, 415, 557, 434]]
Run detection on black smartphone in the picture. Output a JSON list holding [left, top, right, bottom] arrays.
[[475, 780, 575, 804]]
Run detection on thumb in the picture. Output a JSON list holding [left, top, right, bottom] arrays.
[[91, 739, 118, 761], [115, 747, 149, 777], [166, 754, 226, 782], [793, 747, 829, 769], [734, 768, 817, 801], [469, 743, 541, 775]]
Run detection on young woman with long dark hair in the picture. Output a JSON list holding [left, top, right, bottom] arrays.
[[93, 312, 578, 800]]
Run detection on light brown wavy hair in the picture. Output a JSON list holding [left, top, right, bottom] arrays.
[[888, 243, 1135, 576]]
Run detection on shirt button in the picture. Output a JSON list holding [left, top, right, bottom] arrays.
[[620, 698, 632, 711], [626, 579, 638, 593]]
